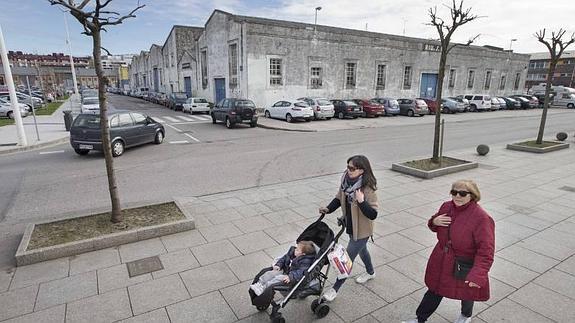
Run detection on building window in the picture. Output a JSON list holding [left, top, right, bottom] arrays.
[[499, 74, 506, 90], [269, 58, 283, 86], [346, 62, 357, 88], [201, 50, 207, 89], [514, 73, 521, 90], [403, 66, 412, 90], [448, 69, 456, 88], [376, 64, 386, 90], [484, 70, 492, 90], [467, 70, 475, 89], [228, 43, 238, 87], [310, 67, 322, 89]]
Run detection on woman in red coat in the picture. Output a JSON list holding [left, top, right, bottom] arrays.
[[403, 180, 495, 323]]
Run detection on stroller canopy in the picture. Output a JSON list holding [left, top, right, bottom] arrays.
[[296, 220, 335, 257]]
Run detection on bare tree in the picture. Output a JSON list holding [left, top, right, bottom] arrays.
[[534, 29, 575, 144], [48, 0, 145, 223], [428, 0, 479, 163]]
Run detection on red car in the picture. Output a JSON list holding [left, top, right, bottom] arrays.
[[353, 99, 385, 117], [419, 98, 439, 114]]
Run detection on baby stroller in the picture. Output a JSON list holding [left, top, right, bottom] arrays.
[[249, 214, 345, 322]]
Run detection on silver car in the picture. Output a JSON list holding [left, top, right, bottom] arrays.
[[0, 100, 28, 119], [441, 98, 465, 113], [297, 97, 335, 120]]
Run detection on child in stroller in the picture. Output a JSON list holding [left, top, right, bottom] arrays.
[[250, 241, 316, 296]]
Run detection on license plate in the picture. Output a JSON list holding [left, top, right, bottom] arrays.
[[79, 144, 93, 150]]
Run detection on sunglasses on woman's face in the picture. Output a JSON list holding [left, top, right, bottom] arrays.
[[450, 189, 471, 197], [347, 165, 359, 172]]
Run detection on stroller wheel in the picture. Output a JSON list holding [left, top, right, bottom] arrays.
[[256, 305, 269, 311], [311, 298, 321, 312], [271, 314, 285, 323], [315, 303, 330, 318]]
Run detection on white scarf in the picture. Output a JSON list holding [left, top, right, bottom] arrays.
[[340, 172, 363, 205]]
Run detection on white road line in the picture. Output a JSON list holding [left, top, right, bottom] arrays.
[[184, 133, 201, 142], [163, 116, 180, 123], [171, 121, 211, 125], [39, 150, 65, 155], [169, 141, 189, 144], [152, 116, 165, 123], [177, 116, 196, 122], [195, 115, 211, 121], [165, 123, 182, 132]]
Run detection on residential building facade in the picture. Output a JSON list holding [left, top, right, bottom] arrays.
[[526, 51, 575, 90]]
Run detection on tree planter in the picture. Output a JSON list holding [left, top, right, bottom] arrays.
[[391, 156, 478, 179], [15, 200, 194, 266], [506, 140, 569, 153]]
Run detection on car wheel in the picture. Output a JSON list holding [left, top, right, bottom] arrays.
[[407, 109, 414, 117], [211, 113, 216, 124], [568, 103, 574, 109], [154, 131, 164, 144], [111, 140, 125, 157], [74, 149, 89, 155], [250, 121, 257, 128], [326, 117, 332, 120], [442, 107, 450, 114], [265, 110, 271, 118], [7, 111, 13, 119], [470, 105, 477, 112], [305, 118, 311, 122], [225, 117, 233, 129], [338, 112, 344, 119], [286, 113, 293, 123]]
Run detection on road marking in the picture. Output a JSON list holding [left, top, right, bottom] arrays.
[[171, 121, 211, 125], [152, 116, 165, 123], [39, 150, 65, 155], [195, 115, 211, 121], [163, 116, 180, 123], [169, 141, 189, 144], [165, 123, 182, 133], [177, 116, 196, 122], [184, 133, 201, 142]]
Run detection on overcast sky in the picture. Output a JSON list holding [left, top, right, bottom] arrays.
[[1, 0, 573, 57]]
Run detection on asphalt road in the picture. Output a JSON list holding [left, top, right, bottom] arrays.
[[1, 94, 574, 226]]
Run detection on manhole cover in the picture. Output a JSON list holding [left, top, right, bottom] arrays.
[[559, 186, 575, 193], [507, 204, 536, 215], [126, 256, 164, 277], [478, 164, 498, 170]]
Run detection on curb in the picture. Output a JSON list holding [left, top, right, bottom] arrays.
[[0, 136, 69, 156], [257, 122, 318, 133]]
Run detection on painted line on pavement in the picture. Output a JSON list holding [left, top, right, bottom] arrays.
[[39, 150, 65, 155], [171, 121, 210, 125], [178, 116, 196, 122], [165, 123, 183, 133], [169, 141, 189, 144], [152, 116, 165, 123], [184, 133, 200, 142], [163, 116, 180, 123]]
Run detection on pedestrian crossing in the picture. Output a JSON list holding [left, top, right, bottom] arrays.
[[152, 115, 211, 124]]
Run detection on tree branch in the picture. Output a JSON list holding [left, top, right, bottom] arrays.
[[100, 4, 145, 26], [101, 46, 112, 55]]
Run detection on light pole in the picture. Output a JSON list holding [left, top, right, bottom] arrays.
[[62, 11, 79, 97], [314, 7, 322, 27], [509, 38, 517, 51]]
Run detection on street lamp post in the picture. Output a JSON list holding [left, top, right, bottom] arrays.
[[62, 11, 79, 97], [314, 7, 322, 28], [509, 38, 517, 51]]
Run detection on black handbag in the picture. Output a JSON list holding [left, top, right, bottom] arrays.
[[447, 219, 474, 280]]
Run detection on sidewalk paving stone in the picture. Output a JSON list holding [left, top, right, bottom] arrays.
[[97, 263, 152, 294], [0, 269, 13, 293], [198, 222, 244, 242], [494, 220, 538, 239], [517, 236, 574, 261], [179, 262, 239, 298], [330, 281, 388, 322], [496, 244, 559, 273], [263, 242, 292, 260], [159, 230, 206, 252], [292, 204, 323, 219], [234, 203, 273, 218], [212, 197, 247, 210], [478, 298, 554, 323], [35, 271, 97, 311], [261, 198, 295, 211], [151, 248, 200, 279], [191, 239, 242, 266], [483, 277, 517, 305], [225, 251, 272, 282], [262, 209, 305, 226], [166, 291, 237, 323], [220, 281, 259, 320], [387, 253, 428, 284], [533, 269, 575, 300], [128, 274, 189, 315], [263, 223, 302, 244], [373, 233, 425, 258], [509, 282, 575, 322], [66, 288, 131, 323], [384, 211, 426, 229], [351, 314, 380, 322], [1, 304, 65, 323], [371, 295, 448, 323], [272, 297, 345, 323], [503, 213, 554, 231], [533, 228, 575, 249], [364, 265, 421, 303], [433, 296, 489, 322], [0, 285, 38, 321], [10, 257, 69, 290], [397, 225, 438, 247], [493, 231, 521, 251], [118, 238, 167, 263], [69, 248, 120, 275], [205, 208, 244, 225], [229, 231, 278, 255], [372, 219, 404, 237], [556, 255, 575, 275], [118, 308, 170, 323], [488, 257, 539, 289], [232, 215, 276, 234], [355, 242, 398, 268]]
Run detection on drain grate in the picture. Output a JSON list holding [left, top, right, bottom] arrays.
[[478, 164, 499, 170], [506, 204, 536, 215], [559, 186, 575, 193], [126, 256, 164, 277]]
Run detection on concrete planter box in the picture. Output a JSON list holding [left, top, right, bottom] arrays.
[[506, 141, 569, 153], [391, 158, 478, 179], [15, 199, 194, 266]]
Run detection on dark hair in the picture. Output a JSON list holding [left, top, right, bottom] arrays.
[[347, 155, 377, 191]]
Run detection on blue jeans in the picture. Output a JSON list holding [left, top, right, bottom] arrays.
[[333, 235, 374, 291]]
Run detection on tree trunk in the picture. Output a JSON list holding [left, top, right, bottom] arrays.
[[92, 29, 122, 223], [536, 61, 556, 144], [431, 48, 447, 163]]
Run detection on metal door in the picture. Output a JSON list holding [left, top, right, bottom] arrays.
[[153, 68, 159, 92], [214, 78, 226, 104], [184, 77, 192, 98], [420, 73, 438, 98]]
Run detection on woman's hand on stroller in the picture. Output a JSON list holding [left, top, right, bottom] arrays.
[[273, 265, 281, 271], [282, 276, 290, 284], [319, 207, 329, 215], [337, 216, 346, 227]]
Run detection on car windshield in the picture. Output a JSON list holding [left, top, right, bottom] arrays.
[[73, 114, 100, 128], [368, 99, 381, 105], [236, 100, 256, 108], [294, 102, 309, 108], [343, 100, 356, 106], [195, 98, 208, 103], [174, 94, 187, 99], [83, 98, 99, 105], [388, 99, 398, 106], [316, 99, 331, 106], [415, 99, 427, 105]]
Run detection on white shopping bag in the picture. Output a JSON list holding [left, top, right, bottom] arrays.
[[328, 243, 353, 279]]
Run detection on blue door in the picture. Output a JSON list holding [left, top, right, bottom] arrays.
[[153, 68, 159, 92], [214, 78, 226, 104], [184, 77, 192, 98], [420, 73, 438, 98]]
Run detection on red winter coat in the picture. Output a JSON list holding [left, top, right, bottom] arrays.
[[424, 200, 495, 301]]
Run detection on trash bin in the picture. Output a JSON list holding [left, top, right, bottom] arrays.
[[63, 110, 73, 131]]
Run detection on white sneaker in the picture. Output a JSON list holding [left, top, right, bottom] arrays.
[[250, 282, 265, 296], [401, 319, 419, 323], [454, 314, 471, 323], [355, 272, 376, 284], [322, 287, 337, 302]]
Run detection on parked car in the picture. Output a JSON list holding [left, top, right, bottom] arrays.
[[353, 99, 385, 117], [489, 97, 501, 111], [70, 111, 164, 157], [183, 97, 211, 114], [80, 89, 98, 100], [511, 95, 538, 108], [211, 98, 258, 128], [330, 100, 363, 119], [167, 92, 188, 111], [265, 100, 314, 122], [500, 96, 521, 110], [441, 97, 465, 113], [449, 97, 470, 112], [494, 97, 507, 110], [512, 96, 531, 109], [461, 94, 492, 112], [371, 97, 400, 116], [419, 98, 439, 114], [81, 97, 100, 114], [0, 94, 35, 112], [0, 99, 28, 118], [551, 92, 575, 109], [296, 97, 335, 120], [397, 98, 429, 116], [156, 93, 168, 106]]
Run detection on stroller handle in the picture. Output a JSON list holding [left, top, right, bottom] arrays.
[[318, 212, 346, 242]]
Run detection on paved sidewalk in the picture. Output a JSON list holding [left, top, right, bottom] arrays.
[[1, 145, 575, 322], [0, 96, 80, 155]]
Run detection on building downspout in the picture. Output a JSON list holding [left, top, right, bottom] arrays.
[[241, 22, 247, 100]]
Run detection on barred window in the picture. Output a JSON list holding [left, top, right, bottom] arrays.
[[310, 67, 322, 89], [346, 62, 356, 88], [229, 44, 238, 87], [403, 66, 412, 90], [467, 70, 475, 89], [484, 71, 492, 90], [448, 69, 456, 88], [270, 58, 282, 86], [201, 50, 208, 89], [376, 64, 386, 90], [499, 74, 506, 90]]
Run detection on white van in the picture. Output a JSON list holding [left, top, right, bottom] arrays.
[[462, 94, 492, 111], [552, 92, 575, 109]]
